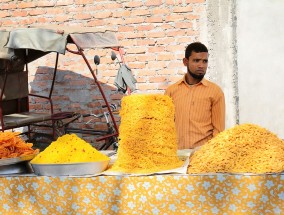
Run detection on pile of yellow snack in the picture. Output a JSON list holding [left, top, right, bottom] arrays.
[[0, 131, 39, 159], [187, 123, 284, 174], [109, 94, 183, 174], [31, 134, 109, 164]]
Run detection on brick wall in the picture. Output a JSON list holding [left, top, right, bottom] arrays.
[[0, 0, 206, 145]]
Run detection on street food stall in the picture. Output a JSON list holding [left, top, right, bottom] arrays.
[[0, 131, 283, 214], [0, 97, 284, 214], [0, 27, 284, 215]]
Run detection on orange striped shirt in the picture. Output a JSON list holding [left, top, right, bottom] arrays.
[[165, 75, 225, 149]]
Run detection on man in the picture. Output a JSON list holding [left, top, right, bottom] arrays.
[[165, 42, 225, 149]]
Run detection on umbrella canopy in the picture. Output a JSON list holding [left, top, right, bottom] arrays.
[[0, 25, 121, 63]]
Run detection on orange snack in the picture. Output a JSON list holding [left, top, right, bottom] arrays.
[[0, 131, 39, 159], [109, 94, 183, 173], [187, 123, 284, 174]]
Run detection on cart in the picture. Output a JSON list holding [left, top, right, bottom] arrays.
[[0, 25, 132, 149]]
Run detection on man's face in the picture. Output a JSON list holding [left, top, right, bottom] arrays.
[[183, 51, 208, 80]]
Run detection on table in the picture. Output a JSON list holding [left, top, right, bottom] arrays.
[[0, 173, 284, 214]]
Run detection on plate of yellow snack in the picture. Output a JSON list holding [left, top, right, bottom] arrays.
[[30, 134, 110, 176]]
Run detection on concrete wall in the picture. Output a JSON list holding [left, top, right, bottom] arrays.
[[236, 0, 284, 138], [205, 0, 238, 129], [206, 0, 283, 138]]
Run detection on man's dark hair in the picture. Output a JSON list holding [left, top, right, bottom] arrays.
[[185, 42, 208, 59]]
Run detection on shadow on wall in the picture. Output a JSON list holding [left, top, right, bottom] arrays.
[[28, 65, 123, 146]]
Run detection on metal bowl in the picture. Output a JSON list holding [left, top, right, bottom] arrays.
[[0, 161, 34, 175], [0, 154, 37, 166], [31, 160, 110, 176], [0, 154, 37, 175]]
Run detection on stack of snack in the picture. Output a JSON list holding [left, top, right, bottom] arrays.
[[187, 123, 284, 174], [0, 131, 39, 159], [109, 94, 183, 174], [31, 134, 109, 164]]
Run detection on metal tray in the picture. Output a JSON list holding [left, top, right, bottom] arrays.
[[0, 154, 36, 175], [0, 154, 37, 166], [0, 161, 33, 175], [31, 160, 110, 176]]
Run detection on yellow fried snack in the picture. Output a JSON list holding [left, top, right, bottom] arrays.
[[187, 123, 284, 174], [109, 94, 183, 173], [31, 134, 109, 164], [0, 131, 39, 159]]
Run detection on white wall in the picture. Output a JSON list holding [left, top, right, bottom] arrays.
[[205, 0, 238, 129], [237, 0, 284, 138], [205, 0, 283, 138]]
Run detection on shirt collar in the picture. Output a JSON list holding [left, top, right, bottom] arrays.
[[178, 74, 209, 86]]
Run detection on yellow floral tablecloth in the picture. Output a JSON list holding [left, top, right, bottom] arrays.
[[0, 174, 284, 215]]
